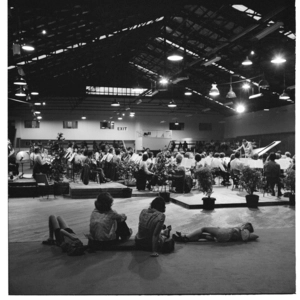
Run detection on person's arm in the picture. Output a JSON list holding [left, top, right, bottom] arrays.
[[219, 161, 225, 172], [151, 215, 165, 257], [111, 210, 127, 222]]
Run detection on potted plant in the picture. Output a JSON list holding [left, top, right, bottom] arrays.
[[195, 167, 216, 210], [239, 166, 263, 208], [285, 169, 295, 206], [116, 160, 138, 186]]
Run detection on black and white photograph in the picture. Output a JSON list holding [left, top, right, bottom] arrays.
[[5, 0, 296, 296]]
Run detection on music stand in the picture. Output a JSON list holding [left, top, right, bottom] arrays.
[[16, 151, 30, 176]]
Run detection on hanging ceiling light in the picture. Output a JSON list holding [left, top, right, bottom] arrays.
[[13, 77, 26, 85], [226, 76, 236, 98], [168, 100, 177, 108], [259, 79, 270, 89], [184, 91, 192, 96], [118, 117, 122, 120], [21, 43, 35, 51], [167, 51, 183, 61], [37, 116, 42, 120], [81, 116, 86, 119], [242, 56, 252, 65], [279, 90, 290, 100], [271, 56, 286, 64], [209, 83, 220, 96], [15, 87, 26, 97], [31, 91, 39, 95], [111, 99, 120, 106]]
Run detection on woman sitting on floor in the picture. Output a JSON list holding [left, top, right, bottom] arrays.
[[172, 223, 259, 243], [87, 192, 132, 249], [135, 196, 172, 257]]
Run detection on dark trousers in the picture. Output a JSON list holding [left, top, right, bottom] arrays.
[[265, 177, 282, 195]]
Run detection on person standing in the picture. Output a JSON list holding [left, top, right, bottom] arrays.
[[264, 152, 282, 197]]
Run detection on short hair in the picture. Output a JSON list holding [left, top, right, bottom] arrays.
[[115, 149, 120, 155], [234, 151, 240, 158], [148, 152, 153, 159], [34, 148, 40, 154], [150, 196, 166, 213], [87, 151, 93, 157], [269, 152, 276, 161], [242, 139, 247, 143], [195, 153, 201, 162], [142, 153, 148, 161], [95, 192, 114, 212], [220, 152, 225, 158], [176, 154, 183, 164], [214, 152, 220, 158], [285, 152, 291, 157], [230, 153, 235, 160], [109, 148, 114, 153], [84, 150, 88, 156]]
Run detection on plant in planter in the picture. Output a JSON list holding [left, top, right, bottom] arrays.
[[239, 166, 263, 208], [116, 160, 138, 186], [195, 167, 215, 210], [48, 133, 66, 182], [284, 169, 295, 205]]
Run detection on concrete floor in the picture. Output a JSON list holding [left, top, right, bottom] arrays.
[[8, 195, 295, 295]]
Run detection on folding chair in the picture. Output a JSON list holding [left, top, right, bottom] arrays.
[[35, 173, 55, 199]]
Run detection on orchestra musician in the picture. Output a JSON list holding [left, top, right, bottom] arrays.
[[235, 139, 253, 158], [8, 139, 19, 177], [32, 147, 51, 178]]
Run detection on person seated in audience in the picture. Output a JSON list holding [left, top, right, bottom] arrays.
[[194, 153, 204, 170], [168, 154, 186, 193], [136, 153, 155, 190], [32, 147, 51, 178], [264, 152, 282, 197], [172, 222, 259, 243], [210, 152, 231, 186], [135, 196, 167, 257], [87, 192, 132, 249], [219, 152, 227, 170]]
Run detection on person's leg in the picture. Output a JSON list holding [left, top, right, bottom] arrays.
[[277, 178, 282, 196], [115, 221, 132, 241], [186, 227, 220, 241], [49, 215, 60, 240]]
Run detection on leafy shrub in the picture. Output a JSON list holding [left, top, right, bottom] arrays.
[[239, 166, 263, 195], [195, 167, 214, 197]]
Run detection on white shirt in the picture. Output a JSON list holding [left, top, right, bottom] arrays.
[[230, 158, 244, 171], [210, 158, 225, 172], [204, 156, 213, 167]]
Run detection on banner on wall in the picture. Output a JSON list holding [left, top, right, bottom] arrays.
[[137, 130, 172, 138]]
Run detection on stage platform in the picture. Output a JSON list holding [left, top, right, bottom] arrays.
[[69, 181, 132, 199], [170, 186, 290, 209]]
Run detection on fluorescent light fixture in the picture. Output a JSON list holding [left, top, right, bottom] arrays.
[[223, 101, 233, 106], [236, 104, 245, 113], [125, 107, 131, 110], [160, 120, 165, 123], [37, 116, 42, 120], [184, 91, 192, 96], [31, 91, 39, 95], [22, 44, 35, 51], [202, 56, 221, 66], [130, 114, 135, 117], [159, 77, 168, 84], [168, 100, 177, 108], [209, 84, 219, 96], [35, 111, 41, 114], [271, 56, 286, 64], [202, 108, 211, 112], [175, 122, 179, 125], [34, 102, 41, 105], [135, 98, 142, 104], [249, 93, 263, 99], [118, 117, 122, 120], [167, 52, 183, 61], [81, 116, 86, 119], [254, 22, 283, 40], [264, 109, 269, 111], [172, 76, 189, 84], [242, 56, 252, 65]]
